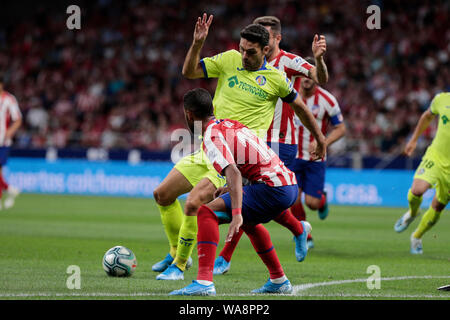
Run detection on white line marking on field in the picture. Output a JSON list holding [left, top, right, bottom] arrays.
[[1, 275, 449, 298], [293, 275, 450, 294]]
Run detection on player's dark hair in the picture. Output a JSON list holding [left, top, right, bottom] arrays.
[[240, 24, 269, 48], [0, 72, 4, 84], [183, 88, 214, 118], [253, 16, 281, 35], [305, 56, 316, 66]]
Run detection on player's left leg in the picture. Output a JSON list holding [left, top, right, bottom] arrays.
[[169, 198, 227, 295], [213, 228, 243, 275], [395, 152, 441, 233], [152, 167, 193, 272], [273, 209, 311, 261], [285, 159, 313, 247], [243, 224, 292, 294], [394, 178, 431, 233], [175, 178, 216, 269], [287, 190, 314, 248], [303, 161, 327, 219], [157, 176, 222, 280], [410, 176, 449, 254]]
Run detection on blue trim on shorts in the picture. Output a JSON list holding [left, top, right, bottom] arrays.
[[288, 158, 325, 199], [219, 184, 298, 225]]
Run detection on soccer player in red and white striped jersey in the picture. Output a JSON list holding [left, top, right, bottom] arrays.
[[257, 16, 328, 166], [289, 57, 346, 248], [0, 73, 22, 209], [170, 88, 324, 296]]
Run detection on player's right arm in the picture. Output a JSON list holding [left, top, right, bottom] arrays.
[[289, 95, 327, 159], [310, 34, 329, 85], [404, 109, 435, 157], [203, 125, 243, 241], [182, 13, 213, 79], [223, 164, 243, 242]]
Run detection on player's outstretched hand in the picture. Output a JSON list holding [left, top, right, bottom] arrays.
[[226, 214, 243, 242], [312, 34, 326, 59], [193, 13, 213, 45], [403, 139, 417, 157]]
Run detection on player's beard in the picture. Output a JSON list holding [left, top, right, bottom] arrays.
[[302, 80, 315, 93], [243, 57, 263, 71]]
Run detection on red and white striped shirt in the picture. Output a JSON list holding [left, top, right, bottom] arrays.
[[295, 86, 343, 161], [266, 50, 313, 144], [203, 119, 297, 187], [0, 91, 22, 147]]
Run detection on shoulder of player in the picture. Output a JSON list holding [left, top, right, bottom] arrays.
[[2, 91, 18, 104], [279, 50, 301, 61], [204, 119, 227, 137], [205, 49, 239, 63], [275, 51, 312, 78], [262, 63, 290, 82], [429, 92, 450, 112], [432, 92, 450, 103], [224, 49, 241, 60], [316, 87, 338, 107]]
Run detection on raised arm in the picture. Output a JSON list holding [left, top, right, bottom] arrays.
[[403, 109, 435, 157], [182, 13, 213, 79], [309, 34, 329, 85]]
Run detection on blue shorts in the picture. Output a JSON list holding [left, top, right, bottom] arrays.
[[219, 184, 298, 225], [0, 147, 10, 166], [267, 142, 297, 167], [288, 159, 325, 199]]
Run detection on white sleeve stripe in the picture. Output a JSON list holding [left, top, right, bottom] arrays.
[[204, 125, 233, 171]]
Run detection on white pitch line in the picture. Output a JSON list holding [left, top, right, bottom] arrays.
[[1, 275, 449, 299], [293, 275, 450, 294]]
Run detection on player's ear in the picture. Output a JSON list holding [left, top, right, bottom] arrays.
[[262, 45, 270, 56], [276, 33, 282, 43], [185, 110, 193, 121]]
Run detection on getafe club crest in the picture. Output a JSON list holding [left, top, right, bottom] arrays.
[[255, 75, 267, 86]]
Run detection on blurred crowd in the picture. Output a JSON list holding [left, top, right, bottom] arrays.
[[0, 0, 448, 156]]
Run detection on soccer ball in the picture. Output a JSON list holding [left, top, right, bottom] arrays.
[[102, 246, 137, 277]]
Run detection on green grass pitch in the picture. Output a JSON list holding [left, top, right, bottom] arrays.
[[0, 193, 449, 300]]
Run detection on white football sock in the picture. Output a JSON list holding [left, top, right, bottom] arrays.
[[270, 275, 287, 284]]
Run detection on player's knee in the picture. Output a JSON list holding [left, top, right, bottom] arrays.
[[410, 181, 429, 197], [185, 198, 202, 216], [431, 198, 446, 212], [410, 188, 425, 198], [153, 187, 175, 207]]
